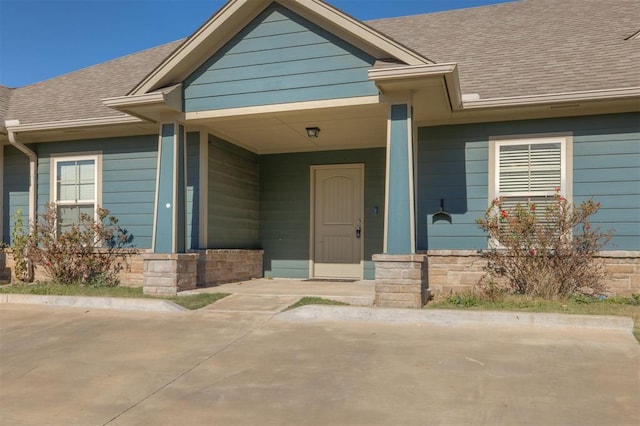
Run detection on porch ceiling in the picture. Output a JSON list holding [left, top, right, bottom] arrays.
[[188, 79, 453, 155], [192, 102, 389, 155]]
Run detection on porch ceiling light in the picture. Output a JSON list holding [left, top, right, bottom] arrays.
[[305, 127, 321, 138]]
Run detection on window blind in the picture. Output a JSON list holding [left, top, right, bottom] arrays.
[[499, 142, 561, 197]]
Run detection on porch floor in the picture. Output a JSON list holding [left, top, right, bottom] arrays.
[[179, 278, 375, 307]]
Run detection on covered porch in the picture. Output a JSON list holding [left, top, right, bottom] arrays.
[[99, 0, 462, 306]]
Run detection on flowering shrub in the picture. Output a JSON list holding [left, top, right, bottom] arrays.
[[27, 203, 137, 286], [476, 191, 612, 298]]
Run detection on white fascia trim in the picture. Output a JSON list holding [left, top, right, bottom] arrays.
[[132, 0, 431, 95], [103, 92, 165, 108], [102, 84, 183, 111], [283, 0, 432, 66], [4, 115, 143, 133], [131, 0, 265, 95], [184, 95, 381, 120], [369, 63, 462, 110], [462, 87, 640, 109], [368, 63, 458, 81]]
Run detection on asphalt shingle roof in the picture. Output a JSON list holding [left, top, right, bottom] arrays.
[[5, 40, 182, 124], [3, 0, 638, 125], [0, 85, 13, 124], [367, 0, 640, 99]]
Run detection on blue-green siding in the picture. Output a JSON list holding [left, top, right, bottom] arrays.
[[2, 146, 30, 244], [5, 133, 200, 251], [259, 148, 385, 279], [183, 3, 378, 112], [387, 104, 413, 254], [417, 112, 640, 251], [8, 135, 160, 249], [154, 124, 177, 253], [208, 134, 259, 248]]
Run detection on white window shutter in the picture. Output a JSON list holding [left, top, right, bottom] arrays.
[[499, 142, 561, 197]]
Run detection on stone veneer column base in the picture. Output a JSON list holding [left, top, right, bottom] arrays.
[[423, 250, 640, 296], [194, 249, 264, 287], [598, 251, 640, 295], [373, 254, 429, 308], [142, 253, 198, 296]]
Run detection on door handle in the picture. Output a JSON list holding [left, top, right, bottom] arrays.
[[356, 219, 361, 239]]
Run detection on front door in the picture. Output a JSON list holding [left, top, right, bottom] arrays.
[[311, 164, 364, 279]]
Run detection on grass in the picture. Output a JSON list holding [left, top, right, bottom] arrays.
[[170, 293, 229, 310], [427, 292, 640, 341], [285, 296, 349, 311], [0, 282, 229, 310]]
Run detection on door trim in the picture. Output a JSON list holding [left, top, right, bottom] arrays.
[[309, 163, 365, 280]]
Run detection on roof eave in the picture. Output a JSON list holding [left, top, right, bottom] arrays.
[[103, 84, 183, 122], [461, 87, 640, 109], [369, 63, 462, 110], [4, 115, 144, 133]]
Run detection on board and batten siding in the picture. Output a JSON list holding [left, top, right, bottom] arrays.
[[207, 134, 259, 249], [259, 148, 385, 280], [183, 3, 378, 112], [417, 112, 640, 251], [2, 145, 30, 243]]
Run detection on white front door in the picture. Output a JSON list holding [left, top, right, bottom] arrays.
[[311, 164, 364, 279]]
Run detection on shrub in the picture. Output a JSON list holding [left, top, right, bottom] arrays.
[[10, 209, 34, 282], [27, 203, 137, 286], [476, 191, 612, 298]]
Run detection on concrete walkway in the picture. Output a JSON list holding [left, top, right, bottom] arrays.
[[181, 278, 375, 312], [0, 278, 375, 314]]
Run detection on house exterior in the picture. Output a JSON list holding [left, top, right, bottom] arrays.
[[1, 0, 639, 305]]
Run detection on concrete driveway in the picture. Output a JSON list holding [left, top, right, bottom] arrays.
[[1, 304, 638, 425]]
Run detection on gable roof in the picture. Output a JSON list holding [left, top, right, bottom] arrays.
[[130, 0, 432, 96], [368, 0, 640, 99], [2, 0, 638, 127]]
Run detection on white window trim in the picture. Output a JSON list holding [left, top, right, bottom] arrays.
[[51, 153, 103, 222], [488, 133, 573, 204], [487, 134, 573, 248]]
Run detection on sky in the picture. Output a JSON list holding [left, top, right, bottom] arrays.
[[0, 0, 513, 88]]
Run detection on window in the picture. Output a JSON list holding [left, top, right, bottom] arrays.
[[52, 155, 100, 233], [490, 136, 572, 212]]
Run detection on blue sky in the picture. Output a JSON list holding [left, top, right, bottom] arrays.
[[0, 0, 513, 87]]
